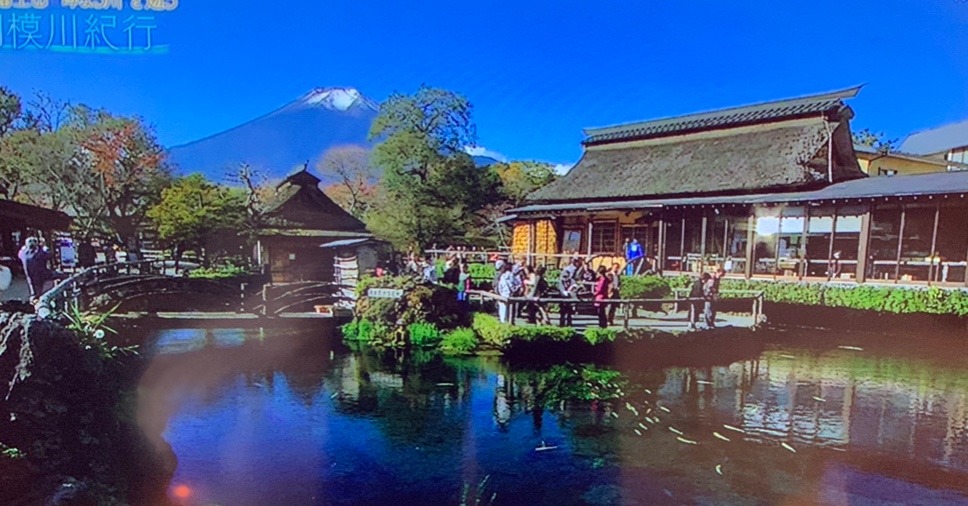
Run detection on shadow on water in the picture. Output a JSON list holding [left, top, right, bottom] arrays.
[[133, 325, 968, 505]]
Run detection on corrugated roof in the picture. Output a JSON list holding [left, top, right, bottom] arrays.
[[899, 119, 968, 155], [510, 171, 968, 214], [527, 119, 864, 203], [583, 86, 861, 145]]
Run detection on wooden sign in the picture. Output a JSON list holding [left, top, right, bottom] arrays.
[[367, 288, 404, 299]]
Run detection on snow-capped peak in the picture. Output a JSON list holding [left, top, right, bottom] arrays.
[[300, 87, 377, 111]]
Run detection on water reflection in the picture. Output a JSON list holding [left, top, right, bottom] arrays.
[[138, 328, 968, 505]]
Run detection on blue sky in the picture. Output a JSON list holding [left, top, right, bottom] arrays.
[[2, 0, 968, 167]]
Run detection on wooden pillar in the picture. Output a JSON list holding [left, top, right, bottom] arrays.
[[856, 205, 872, 284], [799, 206, 810, 279], [679, 217, 686, 273], [773, 208, 783, 279], [699, 212, 708, 272], [745, 213, 755, 279], [828, 206, 839, 272], [528, 220, 537, 265], [586, 221, 593, 257], [657, 217, 667, 273], [722, 215, 729, 260], [895, 204, 906, 283], [928, 202, 940, 284]]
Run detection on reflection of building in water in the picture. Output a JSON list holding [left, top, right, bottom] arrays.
[[659, 353, 968, 471]]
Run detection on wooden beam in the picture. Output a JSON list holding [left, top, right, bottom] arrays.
[[700, 213, 708, 271], [657, 217, 667, 272], [895, 204, 906, 283], [773, 208, 783, 279], [928, 202, 940, 284], [679, 217, 686, 273], [799, 206, 810, 279], [856, 205, 872, 283], [828, 205, 838, 272], [745, 214, 754, 279]]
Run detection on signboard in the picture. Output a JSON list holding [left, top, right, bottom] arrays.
[[367, 288, 404, 299]]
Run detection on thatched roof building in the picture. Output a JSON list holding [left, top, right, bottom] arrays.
[[528, 87, 865, 204], [506, 87, 968, 287], [255, 167, 371, 283]]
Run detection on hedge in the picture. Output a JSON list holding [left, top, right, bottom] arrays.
[[654, 275, 968, 317]]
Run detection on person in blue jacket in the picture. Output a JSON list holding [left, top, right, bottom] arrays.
[[625, 238, 644, 276]]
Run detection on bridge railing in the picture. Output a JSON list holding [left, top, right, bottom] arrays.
[[36, 259, 182, 319], [466, 289, 765, 329]]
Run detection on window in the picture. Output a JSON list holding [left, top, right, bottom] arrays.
[[590, 222, 617, 254], [877, 168, 897, 176], [561, 228, 582, 255]]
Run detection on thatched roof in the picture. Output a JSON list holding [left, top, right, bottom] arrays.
[[262, 168, 368, 233], [528, 117, 865, 203], [527, 87, 870, 204]]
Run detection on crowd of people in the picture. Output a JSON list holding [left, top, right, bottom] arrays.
[[373, 244, 727, 330]]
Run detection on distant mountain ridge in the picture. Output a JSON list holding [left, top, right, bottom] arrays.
[[167, 87, 380, 183]]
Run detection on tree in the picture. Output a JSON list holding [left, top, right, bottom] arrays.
[[147, 174, 245, 265], [853, 128, 899, 153], [317, 145, 377, 218], [490, 161, 557, 205], [67, 106, 173, 244], [365, 86, 500, 250]]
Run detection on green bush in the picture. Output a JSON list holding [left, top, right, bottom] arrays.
[[583, 327, 618, 345], [504, 325, 575, 343], [472, 313, 510, 347], [351, 275, 470, 348], [620, 275, 672, 299], [441, 328, 478, 355], [341, 319, 391, 343], [408, 322, 442, 348], [187, 264, 249, 279]]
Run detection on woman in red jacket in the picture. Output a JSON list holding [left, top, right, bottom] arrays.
[[593, 265, 611, 328]]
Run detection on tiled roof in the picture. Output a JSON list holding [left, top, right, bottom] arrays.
[[899, 119, 968, 155], [583, 86, 861, 145]]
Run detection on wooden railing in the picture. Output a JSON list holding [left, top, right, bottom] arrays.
[[466, 289, 765, 329], [35, 259, 185, 319]]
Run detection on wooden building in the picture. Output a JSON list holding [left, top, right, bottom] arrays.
[[255, 168, 372, 283], [505, 87, 968, 286], [0, 198, 71, 262]]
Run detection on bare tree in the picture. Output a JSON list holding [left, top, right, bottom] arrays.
[[316, 145, 377, 218]]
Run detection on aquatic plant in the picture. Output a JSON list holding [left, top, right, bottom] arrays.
[[441, 328, 478, 355], [62, 301, 137, 359], [583, 328, 618, 345], [407, 322, 442, 348]]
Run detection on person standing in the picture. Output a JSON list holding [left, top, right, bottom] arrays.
[[607, 263, 622, 326], [826, 251, 842, 281], [421, 256, 438, 284], [77, 238, 96, 270], [704, 268, 725, 329], [688, 273, 709, 330], [626, 238, 644, 276], [496, 264, 515, 323], [457, 263, 471, 304], [557, 270, 577, 327], [18, 237, 52, 302], [593, 265, 611, 329]]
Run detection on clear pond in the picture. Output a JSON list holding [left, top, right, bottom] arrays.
[[137, 327, 968, 505]]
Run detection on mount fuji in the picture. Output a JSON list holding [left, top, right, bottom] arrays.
[[167, 87, 381, 183], [167, 87, 501, 183]]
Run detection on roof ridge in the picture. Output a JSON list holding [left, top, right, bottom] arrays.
[[583, 86, 862, 145]]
